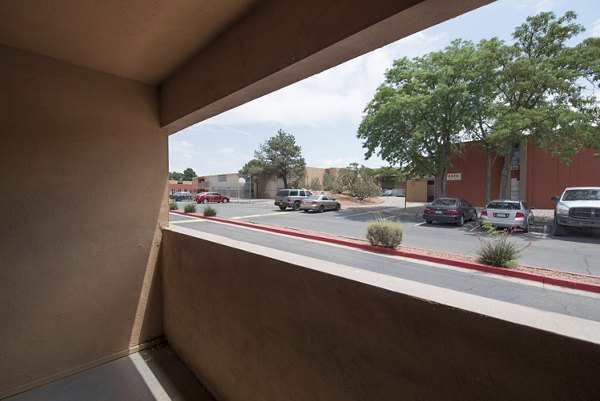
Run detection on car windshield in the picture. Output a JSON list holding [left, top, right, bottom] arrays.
[[431, 199, 457, 207], [562, 189, 600, 201], [487, 201, 520, 210], [307, 195, 319, 200]]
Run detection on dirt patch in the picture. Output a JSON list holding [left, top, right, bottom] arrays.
[[328, 194, 384, 206]]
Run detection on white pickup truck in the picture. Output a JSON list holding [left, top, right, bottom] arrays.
[[551, 187, 600, 236]]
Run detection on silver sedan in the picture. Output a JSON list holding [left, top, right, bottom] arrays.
[[300, 195, 341, 213], [480, 199, 534, 232]]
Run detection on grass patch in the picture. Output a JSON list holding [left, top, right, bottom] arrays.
[[477, 222, 521, 268], [476, 237, 520, 268], [203, 205, 217, 217], [366, 218, 403, 248], [183, 203, 197, 213]]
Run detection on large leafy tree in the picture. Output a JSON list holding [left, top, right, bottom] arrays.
[[255, 129, 306, 188], [182, 167, 197, 181], [239, 159, 266, 197], [337, 163, 380, 200], [488, 11, 600, 197], [168, 171, 184, 181], [358, 40, 477, 197]]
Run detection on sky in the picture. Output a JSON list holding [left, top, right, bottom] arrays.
[[169, 0, 600, 176]]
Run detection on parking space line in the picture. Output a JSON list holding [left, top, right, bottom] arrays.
[[231, 212, 286, 219], [169, 219, 206, 224]]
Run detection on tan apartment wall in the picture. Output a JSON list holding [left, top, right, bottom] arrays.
[[162, 227, 600, 401], [0, 46, 165, 397], [406, 179, 428, 202]]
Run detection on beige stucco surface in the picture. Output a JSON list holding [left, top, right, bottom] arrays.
[[0, 45, 166, 397], [162, 227, 600, 401]]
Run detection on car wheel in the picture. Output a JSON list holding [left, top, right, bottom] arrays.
[[279, 205, 287, 211], [471, 210, 477, 221], [318, 205, 325, 213], [552, 220, 565, 236], [456, 215, 464, 227], [293, 201, 301, 211], [203, 199, 208, 204], [175, 198, 181, 202], [303, 209, 308, 213], [335, 203, 341, 211], [425, 220, 432, 224], [225, 198, 229, 203]]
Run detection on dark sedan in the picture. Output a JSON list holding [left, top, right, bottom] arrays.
[[423, 198, 477, 227]]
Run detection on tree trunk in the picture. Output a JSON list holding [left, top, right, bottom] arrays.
[[484, 150, 496, 205], [435, 166, 448, 198], [283, 175, 288, 189], [498, 145, 514, 199]]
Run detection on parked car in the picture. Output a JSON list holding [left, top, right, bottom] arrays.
[[170, 191, 193, 201], [274, 188, 313, 210], [422, 198, 477, 226], [381, 188, 405, 197], [195, 192, 230, 203], [480, 199, 534, 232], [300, 194, 341, 213], [551, 187, 600, 236]]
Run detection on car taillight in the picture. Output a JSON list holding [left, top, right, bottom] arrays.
[[481, 210, 487, 216], [443, 209, 459, 215], [311, 201, 317, 205], [515, 212, 525, 218], [287, 197, 291, 202], [424, 208, 434, 214]]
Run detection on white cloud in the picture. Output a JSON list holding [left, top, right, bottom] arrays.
[[197, 30, 447, 129], [221, 147, 235, 155], [592, 18, 600, 37]]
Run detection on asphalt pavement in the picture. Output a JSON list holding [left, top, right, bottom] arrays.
[[169, 212, 600, 323]]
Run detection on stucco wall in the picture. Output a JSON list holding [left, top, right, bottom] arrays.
[[0, 45, 166, 397], [526, 145, 600, 209], [162, 227, 600, 401]]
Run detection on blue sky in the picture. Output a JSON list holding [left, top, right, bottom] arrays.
[[169, 0, 600, 176]]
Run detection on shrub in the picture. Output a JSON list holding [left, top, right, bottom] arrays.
[[203, 205, 217, 217], [476, 236, 520, 268], [366, 219, 403, 248], [169, 201, 178, 211], [183, 203, 197, 213]]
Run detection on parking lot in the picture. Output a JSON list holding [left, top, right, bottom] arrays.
[[170, 197, 600, 276]]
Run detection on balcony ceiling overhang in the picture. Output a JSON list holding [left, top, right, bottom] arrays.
[[0, 0, 492, 133]]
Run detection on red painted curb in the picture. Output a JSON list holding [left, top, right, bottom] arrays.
[[171, 211, 600, 294]]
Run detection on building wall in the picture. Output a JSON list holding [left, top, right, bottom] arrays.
[[406, 179, 428, 202], [0, 46, 165, 397], [162, 227, 600, 401], [526, 146, 600, 209], [444, 142, 504, 206]]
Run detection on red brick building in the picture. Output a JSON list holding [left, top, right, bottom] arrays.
[[443, 141, 600, 208]]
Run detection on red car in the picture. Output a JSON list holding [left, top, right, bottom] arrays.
[[195, 192, 230, 203]]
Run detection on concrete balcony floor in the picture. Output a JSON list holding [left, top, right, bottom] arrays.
[[5, 344, 215, 401]]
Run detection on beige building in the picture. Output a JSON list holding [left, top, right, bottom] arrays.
[[3, 1, 600, 400]]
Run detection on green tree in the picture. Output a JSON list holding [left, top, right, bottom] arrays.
[[488, 11, 600, 197], [375, 166, 404, 189], [255, 129, 306, 188], [182, 167, 197, 181], [169, 171, 184, 181], [337, 163, 380, 200], [239, 159, 266, 198], [358, 40, 477, 197], [323, 172, 342, 193]]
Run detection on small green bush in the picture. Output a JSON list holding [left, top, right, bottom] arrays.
[[476, 237, 520, 268], [183, 203, 197, 213], [169, 201, 178, 211], [203, 205, 217, 217], [366, 219, 403, 248]]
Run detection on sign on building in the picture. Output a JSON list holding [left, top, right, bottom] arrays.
[[447, 173, 462, 181]]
